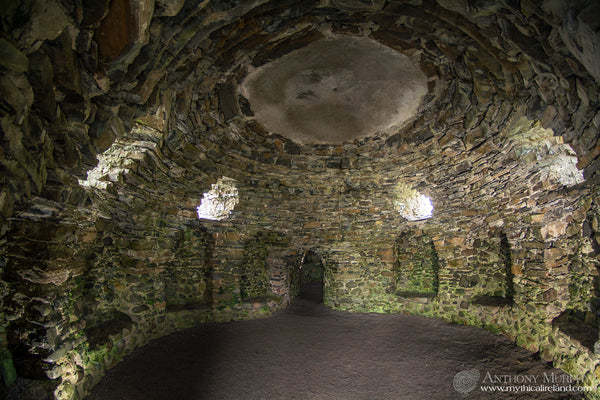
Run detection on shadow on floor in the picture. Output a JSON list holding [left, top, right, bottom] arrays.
[[83, 297, 582, 400]]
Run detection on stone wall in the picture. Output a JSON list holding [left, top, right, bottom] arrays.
[[395, 231, 439, 297], [0, 0, 599, 399]]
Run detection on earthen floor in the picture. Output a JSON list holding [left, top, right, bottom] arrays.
[[86, 298, 583, 400]]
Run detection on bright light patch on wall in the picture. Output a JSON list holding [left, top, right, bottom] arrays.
[[197, 177, 239, 221], [79, 140, 157, 190], [393, 182, 433, 221], [543, 152, 585, 186], [508, 117, 585, 187]]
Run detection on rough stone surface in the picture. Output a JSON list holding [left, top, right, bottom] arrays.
[[0, 39, 29, 74], [0, 1, 599, 399]]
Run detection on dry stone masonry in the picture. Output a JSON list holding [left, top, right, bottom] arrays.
[[0, 0, 599, 399]]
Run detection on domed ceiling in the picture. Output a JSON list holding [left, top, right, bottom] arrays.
[[239, 34, 427, 144], [1, 1, 600, 399]]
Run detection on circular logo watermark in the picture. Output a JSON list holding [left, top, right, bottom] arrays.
[[453, 369, 480, 395]]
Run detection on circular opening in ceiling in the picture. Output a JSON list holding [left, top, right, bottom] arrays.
[[240, 34, 428, 145]]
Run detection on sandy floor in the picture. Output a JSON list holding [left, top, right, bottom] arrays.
[[85, 298, 584, 400]]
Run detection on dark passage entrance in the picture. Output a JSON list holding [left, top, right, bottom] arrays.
[[298, 249, 324, 302]]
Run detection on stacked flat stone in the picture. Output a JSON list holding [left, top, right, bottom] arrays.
[[0, 1, 599, 399]]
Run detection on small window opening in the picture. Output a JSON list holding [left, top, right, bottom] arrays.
[[392, 182, 433, 221], [196, 177, 239, 221]]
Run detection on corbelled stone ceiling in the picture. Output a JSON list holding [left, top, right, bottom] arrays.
[[0, 0, 600, 399]]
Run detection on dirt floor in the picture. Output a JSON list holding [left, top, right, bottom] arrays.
[[83, 295, 586, 400]]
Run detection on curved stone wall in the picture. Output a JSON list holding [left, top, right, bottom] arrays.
[[0, 0, 599, 398]]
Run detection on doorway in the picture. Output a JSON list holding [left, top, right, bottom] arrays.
[[298, 249, 324, 303]]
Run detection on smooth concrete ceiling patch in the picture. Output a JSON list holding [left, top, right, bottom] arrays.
[[240, 35, 427, 144]]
